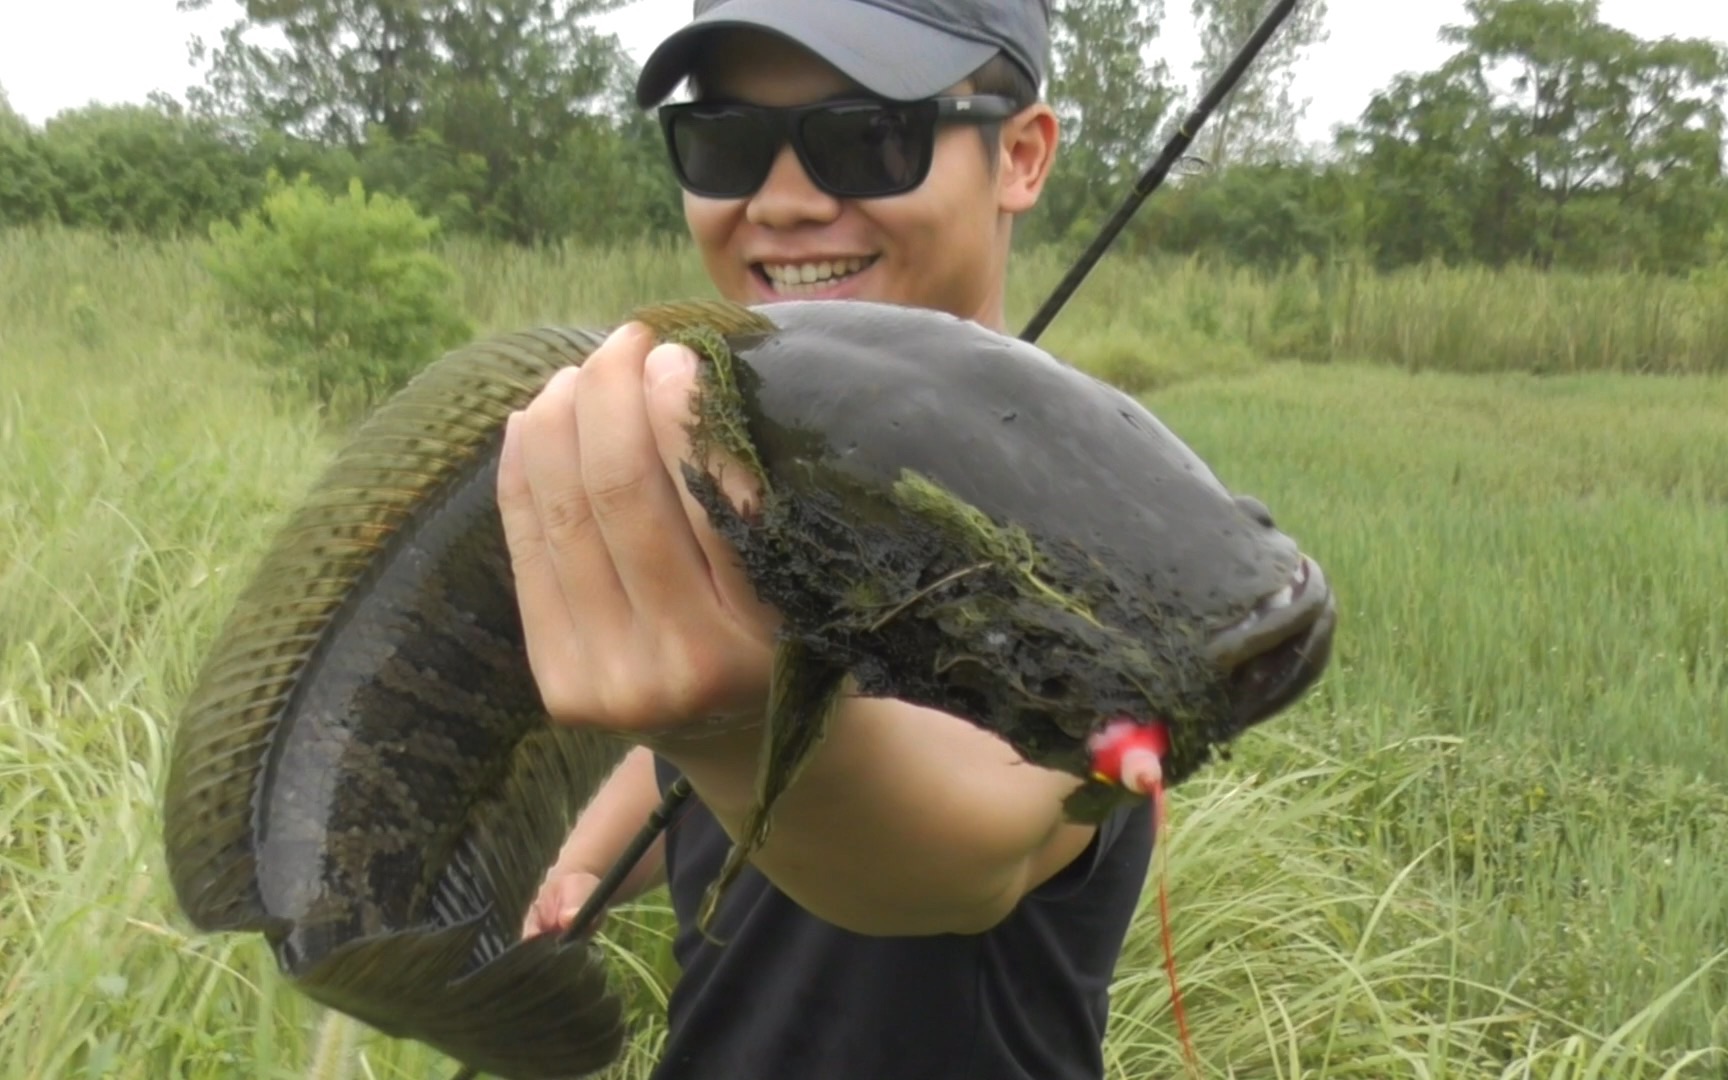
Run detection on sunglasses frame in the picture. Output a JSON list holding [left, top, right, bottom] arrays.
[[657, 94, 1022, 200]]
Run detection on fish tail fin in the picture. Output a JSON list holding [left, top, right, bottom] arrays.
[[292, 917, 626, 1080]]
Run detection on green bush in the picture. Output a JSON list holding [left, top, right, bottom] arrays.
[[34, 102, 262, 235], [0, 89, 52, 226], [205, 173, 472, 406]]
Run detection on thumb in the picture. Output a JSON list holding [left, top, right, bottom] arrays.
[[644, 342, 779, 630], [644, 342, 763, 524]]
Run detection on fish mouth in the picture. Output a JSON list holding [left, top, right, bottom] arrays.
[[1207, 556, 1337, 732]]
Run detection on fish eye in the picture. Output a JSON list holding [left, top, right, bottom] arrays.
[[1234, 495, 1276, 530]]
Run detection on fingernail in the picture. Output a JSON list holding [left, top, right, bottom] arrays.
[[646, 344, 697, 390], [608, 321, 651, 348]]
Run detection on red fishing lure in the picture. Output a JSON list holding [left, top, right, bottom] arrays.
[[1087, 717, 1201, 1078]]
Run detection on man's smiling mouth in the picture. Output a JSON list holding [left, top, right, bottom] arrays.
[[755, 256, 879, 296]]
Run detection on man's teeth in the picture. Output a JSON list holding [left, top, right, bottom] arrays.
[[761, 257, 872, 293]]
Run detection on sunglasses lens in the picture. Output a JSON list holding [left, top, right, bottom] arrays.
[[669, 108, 777, 197], [663, 100, 942, 198], [801, 103, 932, 196]]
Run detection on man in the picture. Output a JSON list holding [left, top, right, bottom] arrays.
[[501, 2, 1153, 1076]]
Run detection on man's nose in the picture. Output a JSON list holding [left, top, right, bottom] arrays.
[[745, 143, 842, 228]]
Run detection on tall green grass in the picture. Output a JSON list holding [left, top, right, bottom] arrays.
[[10, 227, 1728, 384], [2, 227, 1725, 1078], [1000, 247, 1728, 381], [432, 235, 1728, 381]]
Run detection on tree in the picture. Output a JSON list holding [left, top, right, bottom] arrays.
[[1189, 0, 1330, 166], [1337, 68, 1494, 267], [0, 85, 28, 137], [176, 0, 645, 243], [504, 109, 686, 246], [1031, 0, 1179, 246], [31, 98, 266, 235], [1448, 0, 1725, 267], [1132, 159, 1365, 268], [1340, 0, 1728, 271], [178, 0, 625, 141], [0, 87, 59, 227]]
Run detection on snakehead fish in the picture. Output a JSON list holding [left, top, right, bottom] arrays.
[[162, 298, 1336, 1079]]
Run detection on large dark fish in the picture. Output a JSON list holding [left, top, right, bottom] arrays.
[[162, 299, 1335, 1079]]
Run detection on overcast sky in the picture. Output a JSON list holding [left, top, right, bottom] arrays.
[[3, 0, 1725, 146]]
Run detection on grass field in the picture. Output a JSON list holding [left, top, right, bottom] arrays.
[[2, 227, 1725, 1078]]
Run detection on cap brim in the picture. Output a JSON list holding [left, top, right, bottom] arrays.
[[635, 0, 999, 108]]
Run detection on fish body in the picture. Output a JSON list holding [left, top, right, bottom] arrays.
[[162, 300, 1335, 1079]]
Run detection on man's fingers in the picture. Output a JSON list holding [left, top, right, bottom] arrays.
[[497, 406, 580, 653], [516, 363, 629, 627], [575, 333, 713, 614], [498, 361, 632, 721], [497, 326, 779, 731], [496, 409, 540, 553]]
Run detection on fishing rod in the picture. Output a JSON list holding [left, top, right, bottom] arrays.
[[1022, 0, 1298, 342], [448, 2, 1297, 1076], [557, 776, 692, 946]]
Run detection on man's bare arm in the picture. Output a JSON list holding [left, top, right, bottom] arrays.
[[657, 692, 1098, 938]]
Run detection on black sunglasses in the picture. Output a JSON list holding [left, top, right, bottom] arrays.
[[657, 94, 1021, 200]]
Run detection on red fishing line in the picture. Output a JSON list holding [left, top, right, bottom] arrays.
[[1088, 717, 1201, 1078]]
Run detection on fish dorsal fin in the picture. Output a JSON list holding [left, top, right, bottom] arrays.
[[626, 298, 777, 344], [163, 326, 608, 932]]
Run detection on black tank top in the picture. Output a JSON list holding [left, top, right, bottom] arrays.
[[648, 754, 1153, 1079]]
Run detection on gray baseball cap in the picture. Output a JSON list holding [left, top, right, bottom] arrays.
[[634, 0, 1051, 108]]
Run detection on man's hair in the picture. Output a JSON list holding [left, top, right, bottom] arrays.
[[965, 53, 1041, 171], [968, 53, 1040, 109]]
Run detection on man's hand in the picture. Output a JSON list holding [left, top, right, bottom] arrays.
[[519, 747, 670, 942], [496, 322, 781, 737], [522, 869, 604, 941], [499, 323, 1101, 939]]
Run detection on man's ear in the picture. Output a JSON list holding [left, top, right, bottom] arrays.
[[997, 103, 1059, 215]]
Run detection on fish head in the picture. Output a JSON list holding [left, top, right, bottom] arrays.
[[651, 299, 1338, 813]]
